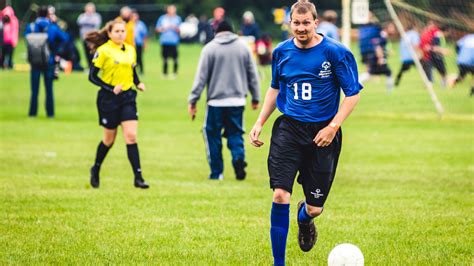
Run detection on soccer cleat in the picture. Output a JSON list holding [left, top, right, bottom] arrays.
[[90, 166, 100, 188], [297, 200, 318, 252], [234, 159, 247, 180], [134, 177, 149, 189]]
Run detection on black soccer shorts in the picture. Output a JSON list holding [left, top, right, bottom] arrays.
[[268, 115, 342, 207], [161, 45, 178, 60], [96, 89, 138, 129]]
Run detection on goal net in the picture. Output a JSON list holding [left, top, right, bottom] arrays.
[[352, 0, 473, 118]]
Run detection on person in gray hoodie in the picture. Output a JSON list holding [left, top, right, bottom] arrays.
[[188, 20, 260, 180]]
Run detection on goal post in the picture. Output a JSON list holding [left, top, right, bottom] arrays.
[[384, 0, 444, 116]]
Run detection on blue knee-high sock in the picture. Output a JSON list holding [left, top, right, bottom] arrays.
[[298, 202, 313, 223], [270, 202, 290, 266]]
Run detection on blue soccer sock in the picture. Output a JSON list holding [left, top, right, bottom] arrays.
[[298, 202, 314, 223], [270, 202, 290, 266]]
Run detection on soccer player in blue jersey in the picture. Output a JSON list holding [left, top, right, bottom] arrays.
[[249, 0, 362, 265]]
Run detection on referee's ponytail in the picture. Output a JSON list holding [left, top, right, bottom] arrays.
[[85, 18, 126, 54]]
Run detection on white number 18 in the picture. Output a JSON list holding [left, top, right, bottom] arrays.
[[293, 82, 312, 100]]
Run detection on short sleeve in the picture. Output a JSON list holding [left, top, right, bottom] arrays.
[[156, 17, 162, 29], [334, 51, 363, 96], [270, 49, 280, 89], [92, 49, 106, 69]]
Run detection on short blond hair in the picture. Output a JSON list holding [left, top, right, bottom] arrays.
[[290, 0, 318, 20]]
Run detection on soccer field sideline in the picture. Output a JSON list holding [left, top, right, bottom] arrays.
[[0, 40, 472, 264]]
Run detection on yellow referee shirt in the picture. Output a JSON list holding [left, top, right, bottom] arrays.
[[92, 40, 137, 91]]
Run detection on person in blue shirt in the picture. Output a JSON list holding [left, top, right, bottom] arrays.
[[317, 10, 339, 41], [240, 11, 260, 41], [155, 5, 182, 79], [358, 12, 393, 91], [395, 25, 420, 86], [132, 10, 147, 74], [249, 0, 362, 265], [25, 5, 67, 118], [450, 33, 474, 96]]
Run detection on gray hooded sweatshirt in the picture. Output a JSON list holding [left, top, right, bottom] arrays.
[[188, 32, 260, 106]]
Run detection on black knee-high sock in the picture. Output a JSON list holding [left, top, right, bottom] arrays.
[[94, 141, 111, 169], [126, 143, 142, 179], [163, 60, 168, 75], [173, 59, 178, 74]]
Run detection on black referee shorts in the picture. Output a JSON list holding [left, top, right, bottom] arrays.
[[96, 89, 138, 129], [268, 115, 342, 207]]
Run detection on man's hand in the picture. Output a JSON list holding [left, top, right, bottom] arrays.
[[188, 103, 197, 121], [251, 102, 259, 110], [249, 122, 264, 147], [113, 84, 123, 95], [137, 83, 146, 92], [313, 126, 337, 147]]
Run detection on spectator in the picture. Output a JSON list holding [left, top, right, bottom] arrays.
[[209, 7, 225, 36], [255, 33, 272, 66], [119, 6, 135, 47], [77, 2, 101, 67], [198, 15, 213, 44], [1, 6, 18, 69], [132, 10, 147, 74], [155, 5, 182, 79], [25, 5, 67, 118], [240, 11, 260, 41], [317, 10, 339, 41]]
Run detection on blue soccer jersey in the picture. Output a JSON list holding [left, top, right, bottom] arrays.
[[271, 36, 362, 122]]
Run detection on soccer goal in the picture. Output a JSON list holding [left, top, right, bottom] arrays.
[[344, 0, 473, 118]]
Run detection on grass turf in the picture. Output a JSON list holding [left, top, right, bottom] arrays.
[[0, 40, 472, 264]]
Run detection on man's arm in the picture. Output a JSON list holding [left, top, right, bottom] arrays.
[[249, 87, 279, 147], [187, 48, 210, 119], [246, 48, 260, 109]]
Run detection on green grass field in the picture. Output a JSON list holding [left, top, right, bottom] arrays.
[[0, 39, 473, 265]]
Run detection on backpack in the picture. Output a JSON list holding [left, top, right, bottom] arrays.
[[26, 23, 50, 68]]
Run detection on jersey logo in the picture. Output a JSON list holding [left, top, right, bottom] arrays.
[[319, 61, 332, 78], [93, 52, 99, 59], [114, 60, 119, 64]]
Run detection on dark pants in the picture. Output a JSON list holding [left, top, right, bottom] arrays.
[[422, 55, 447, 82], [136, 45, 144, 74], [29, 65, 55, 117], [1, 44, 14, 69], [161, 44, 178, 75], [395, 61, 415, 85], [202, 106, 245, 179], [83, 41, 93, 67]]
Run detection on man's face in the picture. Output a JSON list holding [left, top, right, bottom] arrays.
[[290, 11, 318, 45], [167, 6, 176, 16]]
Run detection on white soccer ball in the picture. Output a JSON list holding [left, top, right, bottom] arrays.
[[328, 243, 364, 266]]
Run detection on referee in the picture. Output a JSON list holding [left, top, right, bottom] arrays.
[[85, 18, 149, 189], [249, 0, 362, 264]]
